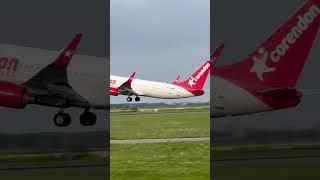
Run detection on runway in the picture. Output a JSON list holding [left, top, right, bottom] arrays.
[[111, 137, 210, 144]]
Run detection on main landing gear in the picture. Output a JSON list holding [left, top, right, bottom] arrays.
[[54, 109, 71, 127], [80, 108, 97, 126], [127, 96, 140, 102], [53, 108, 97, 127]]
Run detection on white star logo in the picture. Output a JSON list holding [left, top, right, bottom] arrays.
[[250, 48, 275, 81], [188, 77, 196, 87], [64, 50, 73, 58]]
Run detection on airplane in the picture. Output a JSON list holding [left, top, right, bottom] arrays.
[[212, 0, 320, 117], [110, 57, 215, 102], [0, 34, 108, 127]]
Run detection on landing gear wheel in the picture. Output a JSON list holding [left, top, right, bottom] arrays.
[[80, 110, 97, 126], [127, 97, 132, 102], [135, 96, 140, 102], [54, 112, 71, 127]]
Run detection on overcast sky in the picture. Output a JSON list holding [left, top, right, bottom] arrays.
[[111, 0, 210, 104]]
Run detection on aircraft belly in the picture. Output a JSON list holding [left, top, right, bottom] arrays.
[[132, 84, 169, 98], [132, 82, 188, 99], [212, 77, 272, 117]]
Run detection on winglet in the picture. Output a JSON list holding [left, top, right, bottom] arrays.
[[210, 43, 224, 64], [127, 72, 136, 83], [210, 43, 224, 74], [49, 33, 82, 69]]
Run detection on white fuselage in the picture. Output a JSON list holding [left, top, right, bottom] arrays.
[[110, 75, 272, 116], [211, 76, 272, 117], [110, 75, 194, 99], [0, 44, 108, 108]]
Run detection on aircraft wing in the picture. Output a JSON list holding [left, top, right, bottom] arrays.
[[117, 72, 138, 96], [23, 34, 90, 108]]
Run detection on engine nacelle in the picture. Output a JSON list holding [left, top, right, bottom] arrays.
[[110, 87, 118, 96], [0, 82, 28, 109]]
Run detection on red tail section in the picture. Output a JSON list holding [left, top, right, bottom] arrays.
[[173, 61, 211, 93], [215, 0, 320, 90]]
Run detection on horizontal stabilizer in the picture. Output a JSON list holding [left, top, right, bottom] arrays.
[[256, 88, 300, 98]]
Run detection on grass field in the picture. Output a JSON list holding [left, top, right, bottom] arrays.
[[110, 110, 210, 140], [0, 151, 108, 180], [214, 159, 320, 180], [213, 142, 320, 180], [110, 109, 210, 179], [0, 108, 209, 179], [3, 106, 320, 179], [0, 167, 108, 180], [0, 151, 107, 168], [212, 142, 320, 160], [111, 106, 209, 114], [111, 142, 210, 180]]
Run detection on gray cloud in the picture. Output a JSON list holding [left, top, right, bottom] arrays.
[[111, 0, 210, 103]]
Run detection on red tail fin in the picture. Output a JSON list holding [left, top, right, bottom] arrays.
[[173, 61, 211, 91], [215, 0, 320, 90]]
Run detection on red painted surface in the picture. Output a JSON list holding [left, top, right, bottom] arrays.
[[214, 0, 320, 109], [50, 33, 82, 69], [173, 60, 211, 95], [110, 87, 118, 96], [0, 81, 25, 108]]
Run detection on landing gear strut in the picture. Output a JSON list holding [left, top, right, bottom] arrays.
[[53, 109, 71, 127], [80, 108, 97, 126]]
